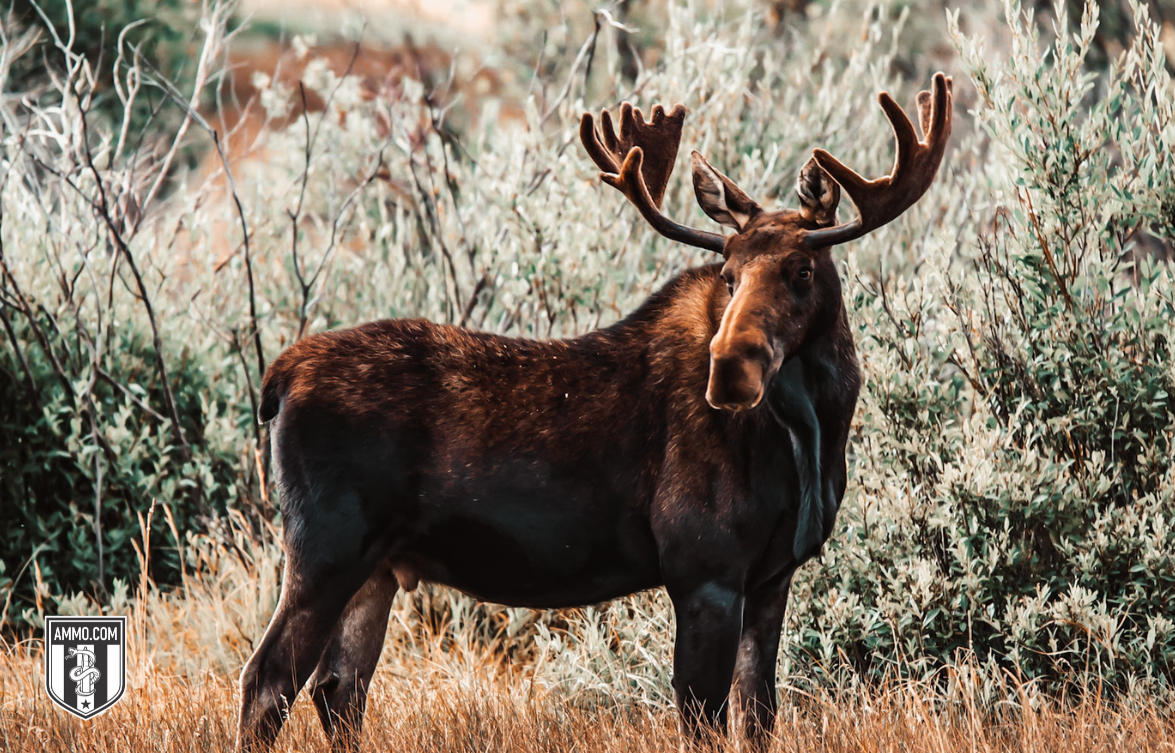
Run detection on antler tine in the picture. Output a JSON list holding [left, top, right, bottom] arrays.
[[581, 111, 621, 175], [802, 72, 953, 249], [915, 89, 934, 140], [580, 103, 727, 254]]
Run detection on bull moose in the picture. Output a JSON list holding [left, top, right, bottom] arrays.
[[237, 73, 953, 751]]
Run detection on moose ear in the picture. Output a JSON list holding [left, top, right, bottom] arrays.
[[691, 151, 761, 231], [795, 156, 841, 227]]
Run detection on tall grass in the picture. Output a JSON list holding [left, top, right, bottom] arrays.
[[5, 636, 1175, 751], [5, 510, 1175, 751]]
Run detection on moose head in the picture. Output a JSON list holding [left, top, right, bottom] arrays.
[[580, 73, 953, 411]]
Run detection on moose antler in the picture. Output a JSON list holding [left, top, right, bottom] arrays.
[[580, 103, 726, 254], [802, 72, 953, 248]]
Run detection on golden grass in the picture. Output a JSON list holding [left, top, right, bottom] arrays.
[[5, 513, 1173, 752], [4, 638, 1175, 753]]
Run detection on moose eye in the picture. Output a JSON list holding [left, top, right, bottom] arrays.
[[798, 268, 813, 281]]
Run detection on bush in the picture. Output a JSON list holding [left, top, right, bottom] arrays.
[[787, 0, 1175, 697], [5, 0, 203, 129], [0, 1, 248, 630]]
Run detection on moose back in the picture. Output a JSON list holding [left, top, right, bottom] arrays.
[[236, 73, 953, 752]]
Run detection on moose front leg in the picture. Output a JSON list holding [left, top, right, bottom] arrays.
[[667, 580, 745, 738], [731, 571, 793, 748]]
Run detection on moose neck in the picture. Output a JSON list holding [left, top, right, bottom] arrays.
[[777, 279, 852, 394]]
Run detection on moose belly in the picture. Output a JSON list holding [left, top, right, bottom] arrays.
[[398, 461, 662, 608]]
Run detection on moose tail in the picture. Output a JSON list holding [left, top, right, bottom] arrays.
[[258, 358, 293, 424]]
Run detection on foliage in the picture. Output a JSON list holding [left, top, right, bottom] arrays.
[[787, 0, 1175, 697], [0, 2, 250, 630], [5, 0, 203, 130]]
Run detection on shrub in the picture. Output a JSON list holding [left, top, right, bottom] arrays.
[[0, 1, 249, 630], [5, 0, 203, 129], [787, 0, 1175, 697]]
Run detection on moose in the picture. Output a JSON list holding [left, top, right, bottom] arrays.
[[237, 73, 953, 752]]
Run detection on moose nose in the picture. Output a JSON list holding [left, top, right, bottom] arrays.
[[706, 339, 773, 411]]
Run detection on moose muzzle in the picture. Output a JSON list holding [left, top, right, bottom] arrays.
[[706, 336, 773, 411]]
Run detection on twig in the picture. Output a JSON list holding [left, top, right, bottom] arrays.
[[72, 83, 189, 453], [1018, 187, 1074, 312], [540, 16, 606, 126], [0, 195, 42, 410], [459, 275, 489, 328], [130, 1, 228, 234], [95, 368, 167, 423]]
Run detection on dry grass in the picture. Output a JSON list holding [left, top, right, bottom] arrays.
[[4, 518, 1174, 752], [3, 639, 1175, 753]]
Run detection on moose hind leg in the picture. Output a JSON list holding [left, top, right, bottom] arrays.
[[309, 562, 400, 753], [236, 568, 357, 750], [237, 492, 383, 752]]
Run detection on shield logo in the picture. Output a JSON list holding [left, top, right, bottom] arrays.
[[44, 616, 127, 720]]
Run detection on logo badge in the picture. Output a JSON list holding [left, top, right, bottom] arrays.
[[44, 616, 127, 720]]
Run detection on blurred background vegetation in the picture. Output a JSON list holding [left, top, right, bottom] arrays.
[[1, 0, 1174, 709]]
